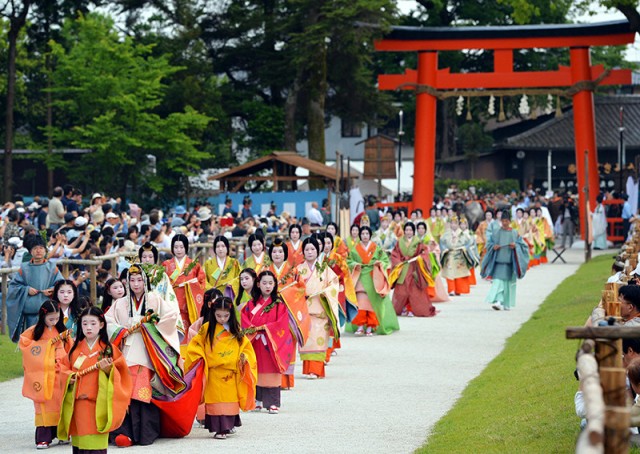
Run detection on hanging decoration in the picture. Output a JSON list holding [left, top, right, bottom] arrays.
[[488, 95, 495, 115], [455, 96, 464, 116], [498, 96, 506, 122], [555, 95, 563, 118], [530, 97, 538, 120], [544, 94, 553, 115], [518, 94, 530, 116], [466, 97, 472, 121]]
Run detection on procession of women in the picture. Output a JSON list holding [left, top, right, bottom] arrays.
[[12, 198, 551, 451]]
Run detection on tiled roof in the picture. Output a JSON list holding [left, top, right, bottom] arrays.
[[502, 96, 640, 151]]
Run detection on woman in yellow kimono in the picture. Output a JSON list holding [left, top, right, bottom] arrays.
[[20, 300, 73, 449], [204, 236, 241, 299], [345, 224, 360, 251], [243, 233, 270, 274], [185, 297, 257, 440], [427, 207, 446, 243], [535, 207, 555, 263], [297, 237, 340, 379], [58, 306, 132, 453]]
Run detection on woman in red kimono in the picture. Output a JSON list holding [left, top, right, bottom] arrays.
[[162, 234, 206, 341], [286, 225, 304, 268], [241, 270, 294, 414], [390, 222, 437, 317]]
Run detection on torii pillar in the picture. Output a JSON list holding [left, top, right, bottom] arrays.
[[375, 21, 635, 238]]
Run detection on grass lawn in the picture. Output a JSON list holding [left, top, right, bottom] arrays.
[[0, 333, 23, 382], [419, 255, 612, 454]]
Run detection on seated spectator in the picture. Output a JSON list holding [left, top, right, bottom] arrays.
[[620, 285, 640, 326]]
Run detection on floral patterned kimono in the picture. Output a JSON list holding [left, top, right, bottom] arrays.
[[20, 325, 73, 446], [105, 286, 183, 446], [427, 217, 446, 243], [185, 323, 256, 434], [296, 261, 340, 378], [390, 236, 437, 317], [372, 226, 397, 253], [268, 261, 301, 389], [440, 227, 474, 295], [241, 296, 294, 409], [204, 256, 241, 301], [162, 257, 206, 341]]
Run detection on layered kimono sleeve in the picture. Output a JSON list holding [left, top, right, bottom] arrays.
[[236, 337, 257, 412]]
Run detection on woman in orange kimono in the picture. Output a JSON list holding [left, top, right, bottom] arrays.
[[267, 238, 299, 390], [162, 234, 206, 342], [58, 306, 132, 453], [20, 300, 73, 449], [326, 222, 348, 259], [296, 238, 340, 379], [286, 225, 304, 268]]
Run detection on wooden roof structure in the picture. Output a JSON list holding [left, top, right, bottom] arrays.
[[207, 151, 352, 192]]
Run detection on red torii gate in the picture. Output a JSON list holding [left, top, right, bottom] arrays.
[[376, 20, 635, 237]]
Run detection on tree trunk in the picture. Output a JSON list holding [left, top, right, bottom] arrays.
[[4, 2, 31, 202], [284, 76, 300, 152], [306, 44, 327, 165], [46, 59, 54, 196], [4, 31, 18, 202]]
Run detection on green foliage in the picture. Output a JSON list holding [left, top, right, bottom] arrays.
[[47, 13, 211, 198], [434, 178, 520, 197], [0, 335, 22, 382], [457, 123, 493, 156], [420, 255, 611, 453]]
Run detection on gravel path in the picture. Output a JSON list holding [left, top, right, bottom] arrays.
[[0, 248, 594, 453]]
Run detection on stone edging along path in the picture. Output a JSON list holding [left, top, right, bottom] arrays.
[[0, 248, 593, 453]]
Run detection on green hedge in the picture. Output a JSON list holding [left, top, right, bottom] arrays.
[[434, 179, 521, 197]]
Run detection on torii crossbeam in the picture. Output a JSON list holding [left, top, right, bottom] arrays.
[[376, 20, 635, 237]]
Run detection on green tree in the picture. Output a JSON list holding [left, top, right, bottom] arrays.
[[48, 13, 211, 201]]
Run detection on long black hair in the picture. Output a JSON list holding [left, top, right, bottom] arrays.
[[102, 278, 126, 313], [213, 235, 230, 257], [251, 270, 280, 302], [268, 238, 289, 262], [171, 234, 189, 256], [202, 288, 223, 319], [52, 280, 80, 323], [139, 242, 158, 263], [288, 224, 301, 239], [68, 306, 111, 361], [33, 300, 66, 342], [359, 226, 373, 240], [235, 268, 257, 307], [302, 236, 319, 259], [205, 297, 243, 345]]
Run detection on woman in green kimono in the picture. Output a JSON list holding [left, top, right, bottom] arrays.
[[347, 226, 399, 335]]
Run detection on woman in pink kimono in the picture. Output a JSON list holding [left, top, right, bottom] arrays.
[[241, 270, 294, 414], [390, 222, 437, 317], [296, 237, 340, 379]]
